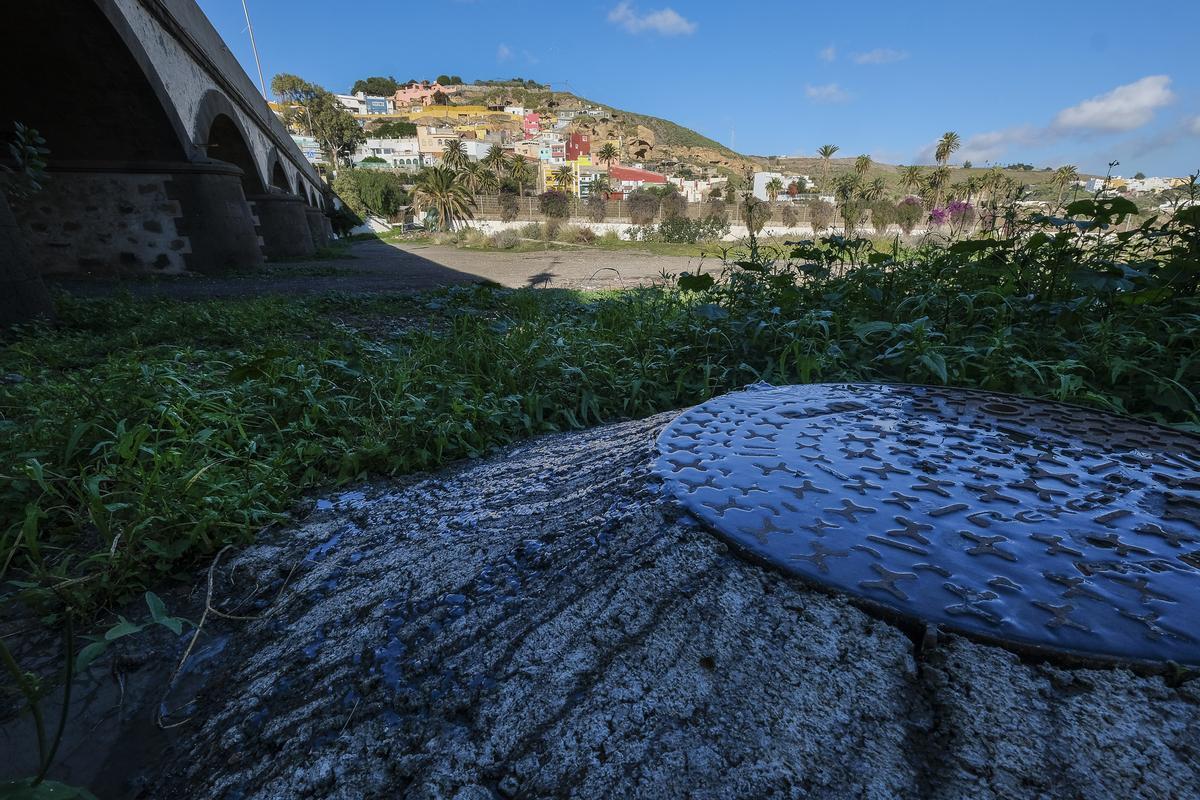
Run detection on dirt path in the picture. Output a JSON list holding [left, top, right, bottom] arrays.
[[50, 239, 705, 299]]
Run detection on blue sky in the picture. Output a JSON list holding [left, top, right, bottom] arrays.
[[199, 0, 1200, 176]]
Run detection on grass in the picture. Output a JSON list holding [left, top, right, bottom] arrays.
[[2, 196, 1197, 626]]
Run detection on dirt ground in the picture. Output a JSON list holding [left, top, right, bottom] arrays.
[[51, 239, 707, 299]]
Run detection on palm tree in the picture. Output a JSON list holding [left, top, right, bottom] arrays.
[[414, 166, 475, 231], [899, 165, 924, 195], [441, 138, 468, 170], [817, 144, 839, 191], [765, 176, 784, 203], [934, 132, 960, 167], [854, 154, 872, 178], [553, 165, 575, 193], [508, 156, 531, 197], [483, 144, 508, 179], [927, 165, 951, 208], [862, 177, 886, 201], [597, 142, 619, 173], [459, 161, 487, 196], [590, 176, 612, 197], [1052, 164, 1080, 208]]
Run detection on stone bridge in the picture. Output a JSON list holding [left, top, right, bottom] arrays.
[[2, 0, 333, 293]]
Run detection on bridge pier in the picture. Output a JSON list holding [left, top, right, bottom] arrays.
[[13, 160, 263, 276], [304, 206, 331, 249], [248, 192, 315, 259]]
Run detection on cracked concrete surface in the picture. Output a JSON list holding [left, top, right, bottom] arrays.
[[149, 413, 1200, 799]]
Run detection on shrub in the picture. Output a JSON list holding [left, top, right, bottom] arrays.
[[947, 200, 976, 235], [840, 200, 868, 235], [539, 190, 570, 220], [555, 224, 597, 244], [660, 189, 687, 221], [895, 197, 924, 234], [499, 191, 520, 222], [586, 193, 607, 223], [656, 215, 731, 244], [334, 168, 408, 218], [809, 200, 834, 232], [870, 200, 897, 235], [489, 229, 522, 249], [542, 218, 562, 241], [516, 222, 543, 239], [599, 230, 620, 245], [706, 196, 727, 221], [741, 196, 770, 235], [627, 189, 661, 225], [780, 204, 800, 228], [359, 155, 387, 165]]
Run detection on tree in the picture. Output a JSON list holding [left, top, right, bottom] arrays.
[[935, 131, 961, 167], [899, 166, 924, 195], [553, 165, 575, 193], [817, 144, 839, 190], [271, 73, 321, 135], [962, 160, 972, 170], [413, 166, 475, 230], [1134, 171, 1146, 180], [765, 177, 783, 203], [483, 145, 508, 182], [660, 188, 687, 220], [369, 120, 417, 138], [741, 195, 770, 235], [310, 91, 366, 167], [585, 191, 607, 222], [1052, 164, 1080, 208], [441, 139, 468, 170], [869, 200, 896, 235], [854, 154, 872, 177], [459, 161, 488, 195], [350, 76, 399, 96], [926, 165, 951, 209], [894, 196, 923, 234], [809, 200, 834, 232], [538, 190, 570, 220], [431, 90, 451, 106], [333, 169, 408, 218], [499, 191, 520, 222], [862, 177, 886, 202], [508, 156, 531, 196], [597, 142, 620, 173], [780, 204, 800, 228], [627, 189, 661, 225]]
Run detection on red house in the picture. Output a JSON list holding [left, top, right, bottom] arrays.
[[567, 132, 591, 162], [609, 164, 668, 197]]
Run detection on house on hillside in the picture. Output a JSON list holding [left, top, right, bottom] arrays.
[[567, 133, 591, 162], [353, 137, 421, 169], [335, 93, 395, 115], [609, 164, 667, 198], [393, 81, 463, 107]]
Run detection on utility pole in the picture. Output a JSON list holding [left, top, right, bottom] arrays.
[[241, 0, 267, 99]]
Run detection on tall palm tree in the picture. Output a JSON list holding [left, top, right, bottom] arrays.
[[854, 154, 872, 178], [590, 176, 612, 197], [597, 142, 619, 173], [414, 165, 475, 231], [934, 131, 961, 167], [483, 144, 508, 179], [1052, 164, 1080, 208], [765, 176, 783, 203], [459, 161, 487, 195], [553, 164, 575, 193], [817, 144, 839, 191], [441, 138, 468, 170], [899, 165, 924, 195], [508, 156, 531, 197]]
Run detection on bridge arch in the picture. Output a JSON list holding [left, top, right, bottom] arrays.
[[194, 91, 267, 194], [268, 153, 293, 194]]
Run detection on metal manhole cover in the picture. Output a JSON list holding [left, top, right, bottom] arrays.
[[655, 384, 1200, 666]]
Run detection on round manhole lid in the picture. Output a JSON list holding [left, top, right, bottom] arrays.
[[656, 384, 1200, 666]]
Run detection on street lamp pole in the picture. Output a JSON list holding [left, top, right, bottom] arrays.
[[240, 0, 267, 99]]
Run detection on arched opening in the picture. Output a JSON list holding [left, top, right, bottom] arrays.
[[206, 115, 264, 195], [0, 0, 189, 162], [270, 160, 291, 193]]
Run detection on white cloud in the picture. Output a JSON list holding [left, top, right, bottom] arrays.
[[607, 2, 697, 35], [1052, 75, 1174, 132], [496, 43, 512, 62], [852, 48, 908, 65], [818, 44, 836, 62], [805, 83, 850, 104], [1184, 115, 1200, 136]]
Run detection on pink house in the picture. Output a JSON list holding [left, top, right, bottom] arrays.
[[393, 81, 463, 107], [523, 112, 541, 138]]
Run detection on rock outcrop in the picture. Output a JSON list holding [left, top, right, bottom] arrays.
[[151, 413, 1199, 799]]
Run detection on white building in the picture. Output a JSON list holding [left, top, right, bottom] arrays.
[[753, 171, 814, 201], [503, 105, 526, 116], [353, 137, 422, 169], [335, 92, 395, 115], [669, 176, 728, 203], [291, 134, 322, 165]]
